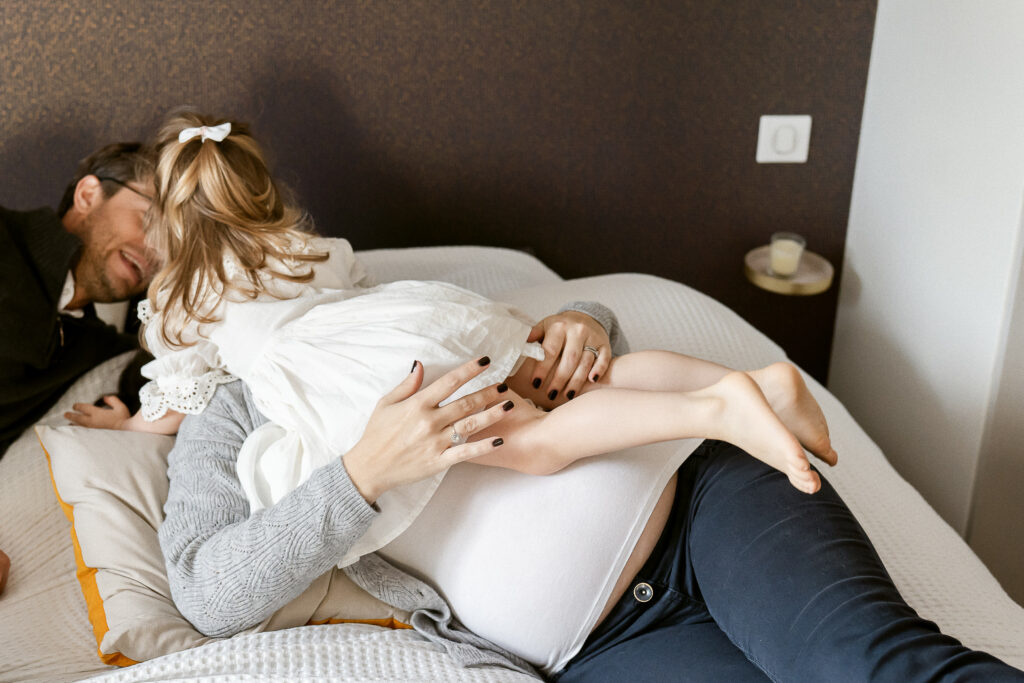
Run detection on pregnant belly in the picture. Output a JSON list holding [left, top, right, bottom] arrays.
[[379, 440, 698, 675], [596, 471, 677, 627]]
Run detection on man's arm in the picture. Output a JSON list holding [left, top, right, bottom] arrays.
[[158, 379, 379, 637]]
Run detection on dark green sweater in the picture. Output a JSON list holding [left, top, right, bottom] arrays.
[[0, 206, 137, 456]]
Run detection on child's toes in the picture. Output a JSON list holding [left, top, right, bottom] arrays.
[[789, 467, 820, 494], [787, 451, 812, 473]]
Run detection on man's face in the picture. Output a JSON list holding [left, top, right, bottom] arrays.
[[74, 180, 156, 303]]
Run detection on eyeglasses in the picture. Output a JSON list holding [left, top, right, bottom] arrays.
[[96, 176, 154, 202]]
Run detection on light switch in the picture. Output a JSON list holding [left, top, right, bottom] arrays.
[[756, 115, 812, 163]]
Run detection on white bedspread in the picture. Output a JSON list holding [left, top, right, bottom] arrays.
[[0, 246, 1021, 682], [84, 624, 538, 683]]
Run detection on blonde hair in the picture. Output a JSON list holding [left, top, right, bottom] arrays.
[[146, 110, 327, 348]]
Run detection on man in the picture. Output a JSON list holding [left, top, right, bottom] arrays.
[[0, 142, 155, 457], [0, 142, 155, 596]]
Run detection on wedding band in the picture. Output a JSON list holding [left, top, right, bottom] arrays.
[[584, 345, 600, 359], [450, 428, 467, 446]]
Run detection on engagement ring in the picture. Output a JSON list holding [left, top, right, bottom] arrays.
[[450, 428, 467, 446], [584, 345, 600, 359]]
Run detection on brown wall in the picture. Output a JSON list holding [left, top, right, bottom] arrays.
[[0, 1, 876, 381]]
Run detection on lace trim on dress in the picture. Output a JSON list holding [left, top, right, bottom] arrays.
[[137, 299, 153, 325], [139, 370, 238, 421]]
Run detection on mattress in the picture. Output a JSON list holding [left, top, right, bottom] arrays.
[[0, 245, 1021, 682]]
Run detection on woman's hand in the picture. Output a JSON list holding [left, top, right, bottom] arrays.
[[342, 356, 513, 504], [65, 396, 184, 434], [527, 310, 612, 401]]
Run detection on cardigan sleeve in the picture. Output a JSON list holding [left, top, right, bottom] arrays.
[[158, 380, 380, 637], [560, 300, 630, 356]]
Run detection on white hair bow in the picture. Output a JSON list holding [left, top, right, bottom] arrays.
[[178, 122, 232, 144]]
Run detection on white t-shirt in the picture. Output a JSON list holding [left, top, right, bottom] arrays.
[[57, 271, 84, 317], [380, 438, 700, 674]]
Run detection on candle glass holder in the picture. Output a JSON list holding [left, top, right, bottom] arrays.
[[769, 232, 806, 278]]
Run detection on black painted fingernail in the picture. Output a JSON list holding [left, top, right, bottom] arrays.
[[503, 400, 514, 411], [492, 438, 504, 447], [592, 373, 600, 382], [566, 390, 575, 400], [478, 356, 491, 366], [497, 383, 509, 393], [532, 378, 541, 389], [410, 360, 418, 372], [548, 389, 557, 400]]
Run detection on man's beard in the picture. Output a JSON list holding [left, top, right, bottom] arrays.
[[76, 214, 140, 303], [76, 250, 124, 303]]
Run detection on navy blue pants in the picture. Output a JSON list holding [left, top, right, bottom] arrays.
[[555, 440, 1024, 682]]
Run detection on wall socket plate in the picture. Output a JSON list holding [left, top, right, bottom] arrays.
[[756, 115, 812, 163]]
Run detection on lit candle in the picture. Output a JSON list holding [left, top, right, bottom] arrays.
[[770, 232, 806, 277]]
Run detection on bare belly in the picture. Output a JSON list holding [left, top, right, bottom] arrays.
[[593, 472, 678, 628]]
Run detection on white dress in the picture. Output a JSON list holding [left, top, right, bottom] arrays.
[[139, 237, 542, 566]]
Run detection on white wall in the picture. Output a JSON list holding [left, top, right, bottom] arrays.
[[830, 1, 1024, 535], [968, 208, 1024, 601]]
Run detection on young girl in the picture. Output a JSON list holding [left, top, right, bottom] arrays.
[[71, 111, 837, 566]]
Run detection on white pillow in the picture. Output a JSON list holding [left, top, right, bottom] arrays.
[[357, 246, 561, 295]]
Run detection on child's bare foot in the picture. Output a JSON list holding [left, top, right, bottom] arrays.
[[749, 362, 838, 467], [700, 372, 820, 494]]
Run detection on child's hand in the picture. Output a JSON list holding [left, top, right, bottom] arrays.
[[65, 398, 184, 434], [65, 395, 132, 430]]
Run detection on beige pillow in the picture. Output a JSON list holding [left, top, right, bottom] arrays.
[[36, 424, 408, 666], [36, 425, 210, 665]]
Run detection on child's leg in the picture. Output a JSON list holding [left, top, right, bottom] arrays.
[[590, 351, 837, 467], [472, 371, 821, 494]]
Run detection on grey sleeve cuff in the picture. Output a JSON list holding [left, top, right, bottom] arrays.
[[559, 300, 631, 355]]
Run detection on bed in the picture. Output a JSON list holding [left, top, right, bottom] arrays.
[[1, 245, 1022, 682]]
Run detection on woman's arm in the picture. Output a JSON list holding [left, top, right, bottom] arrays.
[[159, 357, 513, 637], [158, 379, 374, 636]]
